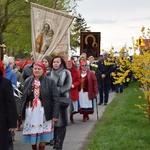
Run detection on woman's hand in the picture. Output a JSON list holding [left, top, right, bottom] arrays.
[[52, 118, 58, 122]]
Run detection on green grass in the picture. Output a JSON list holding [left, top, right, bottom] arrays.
[[83, 81, 150, 150]]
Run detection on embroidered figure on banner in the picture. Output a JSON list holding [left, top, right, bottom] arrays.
[[35, 22, 54, 54]]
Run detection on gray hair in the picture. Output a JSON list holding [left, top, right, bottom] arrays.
[[3, 55, 9, 67], [103, 51, 109, 56]]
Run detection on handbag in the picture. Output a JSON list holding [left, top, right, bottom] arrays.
[[59, 97, 70, 107]]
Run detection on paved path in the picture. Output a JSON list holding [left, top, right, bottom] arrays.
[[14, 92, 116, 150]]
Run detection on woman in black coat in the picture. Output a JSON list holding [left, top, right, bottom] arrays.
[[0, 61, 17, 150]]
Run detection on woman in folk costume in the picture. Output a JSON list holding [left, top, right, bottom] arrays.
[[49, 56, 72, 150], [66, 60, 81, 124], [0, 60, 17, 150], [20, 62, 59, 150], [78, 61, 98, 122]]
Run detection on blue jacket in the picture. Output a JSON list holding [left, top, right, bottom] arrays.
[[5, 65, 17, 86]]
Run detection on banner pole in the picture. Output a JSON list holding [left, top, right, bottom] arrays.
[[95, 95, 99, 121]]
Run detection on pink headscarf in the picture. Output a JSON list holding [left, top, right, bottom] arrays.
[[33, 61, 46, 76], [79, 61, 87, 71]]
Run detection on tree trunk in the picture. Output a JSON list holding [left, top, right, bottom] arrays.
[[53, 0, 58, 9], [0, 33, 2, 45]]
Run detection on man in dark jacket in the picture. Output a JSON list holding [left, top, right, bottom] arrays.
[[97, 52, 113, 105], [0, 61, 17, 150], [22, 52, 35, 80]]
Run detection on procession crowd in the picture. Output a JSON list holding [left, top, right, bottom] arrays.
[[0, 51, 132, 150]]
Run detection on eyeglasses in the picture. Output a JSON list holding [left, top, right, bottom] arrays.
[[81, 65, 87, 67]]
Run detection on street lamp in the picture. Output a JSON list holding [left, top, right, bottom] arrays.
[[0, 44, 6, 60]]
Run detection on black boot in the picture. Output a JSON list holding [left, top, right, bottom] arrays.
[[53, 127, 66, 150]]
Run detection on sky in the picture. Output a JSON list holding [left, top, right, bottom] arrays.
[[76, 0, 150, 55]]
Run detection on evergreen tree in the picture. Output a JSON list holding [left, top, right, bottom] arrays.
[[70, 13, 90, 53]]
